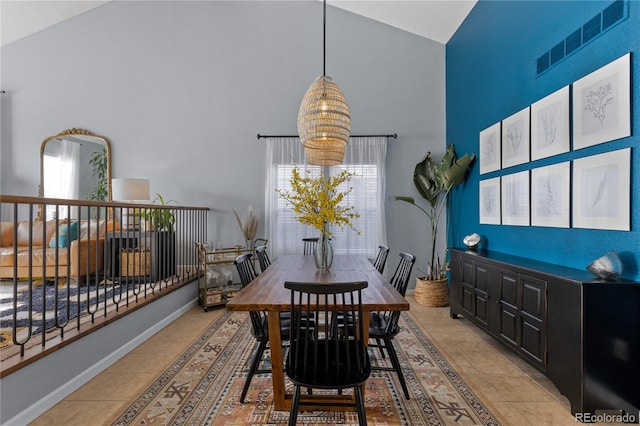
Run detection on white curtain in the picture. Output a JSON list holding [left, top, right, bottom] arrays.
[[265, 136, 387, 259]]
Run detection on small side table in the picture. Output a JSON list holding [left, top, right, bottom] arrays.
[[105, 234, 139, 279], [106, 232, 176, 282]]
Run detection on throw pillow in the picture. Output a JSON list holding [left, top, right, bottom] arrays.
[[49, 221, 79, 248]]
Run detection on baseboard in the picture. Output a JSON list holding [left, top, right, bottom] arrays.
[[4, 294, 197, 426]]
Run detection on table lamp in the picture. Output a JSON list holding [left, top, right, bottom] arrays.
[[112, 178, 150, 230]]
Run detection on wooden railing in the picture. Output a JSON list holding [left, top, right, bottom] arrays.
[[0, 195, 208, 376]]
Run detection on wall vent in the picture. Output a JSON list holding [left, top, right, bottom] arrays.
[[536, 0, 628, 76]]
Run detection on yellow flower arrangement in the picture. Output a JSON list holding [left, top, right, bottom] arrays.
[[277, 166, 360, 237]]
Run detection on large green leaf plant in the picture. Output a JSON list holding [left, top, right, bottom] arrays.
[[395, 144, 475, 280]]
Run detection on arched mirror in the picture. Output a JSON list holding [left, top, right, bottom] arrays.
[[39, 128, 112, 220]]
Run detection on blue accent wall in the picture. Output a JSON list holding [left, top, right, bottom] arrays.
[[446, 0, 640, 280]]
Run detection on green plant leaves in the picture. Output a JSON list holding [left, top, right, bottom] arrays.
[[394, 143, 475, 280]]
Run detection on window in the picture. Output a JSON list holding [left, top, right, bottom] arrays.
[[266, 137, 387, 259]]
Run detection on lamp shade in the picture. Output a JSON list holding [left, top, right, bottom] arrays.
[[305, 145, 346, 167], [112, 178, 150, 201], [297, 75, 351, 165]]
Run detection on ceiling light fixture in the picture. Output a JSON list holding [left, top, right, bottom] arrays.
[[297, 0, 351, 166]]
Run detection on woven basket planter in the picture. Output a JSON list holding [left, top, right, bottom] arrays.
[[414, 277, 449, 307]]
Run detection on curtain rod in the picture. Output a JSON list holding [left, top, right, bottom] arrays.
[[257, 133, 397, 140]]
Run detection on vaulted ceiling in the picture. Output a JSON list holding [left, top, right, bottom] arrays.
[[0, 1, 476, 47]]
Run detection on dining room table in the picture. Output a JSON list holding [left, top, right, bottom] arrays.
[[225, 254, 410, 411]]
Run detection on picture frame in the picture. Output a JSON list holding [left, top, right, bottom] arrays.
[[573, 53, 631, 150], [502, 107, 530, 168], [479, 122, 501, 174], [572, 148, 630, 231], [479, 177, 501, 225], [531, 86, 570, 161], [501, 171, 530, 226], [531, 162, 570, 228]]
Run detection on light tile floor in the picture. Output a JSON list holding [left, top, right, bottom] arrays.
[[30, 296, 603, 425]]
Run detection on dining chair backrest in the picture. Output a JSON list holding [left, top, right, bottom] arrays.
[[302, 237, 319, 255], [389, 252, 416, 297], [373, 245, 390, 274], [381, 252, 416, 335], [284, 280, 370, 385], [234, 253, 258, 287], [255, 245, 271, 272], [234, 253, 267, 340]]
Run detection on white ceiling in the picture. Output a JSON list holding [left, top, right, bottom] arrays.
[[328, 0, 476, 44], [0, 0, 476, 47]]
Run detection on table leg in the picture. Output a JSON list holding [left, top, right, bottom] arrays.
[[267, 311, 287, 410], [361, 311, 370, 402]]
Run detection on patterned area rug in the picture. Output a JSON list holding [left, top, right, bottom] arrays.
[[0, 279, 149, 355], [113, 310, 502, 425]]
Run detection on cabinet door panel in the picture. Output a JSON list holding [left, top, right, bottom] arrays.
[[474, 263, 489, 325], [462, 285, 475, 315], [475, 293, 489, 326], [499, 305, 518, 348], [475, 263, 489, 292], [500, 273, 518, 307], [462, 259, 474, 286], [521, 314, 544, 366], [521, 275, 546, 321]]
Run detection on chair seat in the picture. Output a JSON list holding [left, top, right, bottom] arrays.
[[286, 339, 370, 388], [368, 312, 400, 338], [251, 314, 293, 341]]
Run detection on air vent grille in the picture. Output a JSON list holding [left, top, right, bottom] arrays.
[[536, 0, 627, 76]]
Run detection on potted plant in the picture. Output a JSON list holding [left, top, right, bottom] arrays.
[[141, 193, 177, 281], [141, 193, 176, 232], [233, 206, 259, 251], [395, 144, 475, 306]]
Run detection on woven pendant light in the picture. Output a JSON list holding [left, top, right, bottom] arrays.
[[305, 144, 346, 167], [297, 0, 351, 166]]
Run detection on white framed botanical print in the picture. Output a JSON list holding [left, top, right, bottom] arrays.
[[572, 148, 630, 231], [531, 162, 570, 228], [502, 107, 530, 169], [531, 86, 570, 161], [501, 171, 530, 226], [573, 53, 631, 150], [479, 177, 501, 224], [479, 122, 501, 174]]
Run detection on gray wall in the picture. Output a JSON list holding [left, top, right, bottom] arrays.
[[1, 1, 445, 281]]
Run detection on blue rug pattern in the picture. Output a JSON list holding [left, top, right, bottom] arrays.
[[0, 279, 140, 346]]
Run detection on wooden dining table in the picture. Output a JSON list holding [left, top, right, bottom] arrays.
[[225, 254, 410, 411]]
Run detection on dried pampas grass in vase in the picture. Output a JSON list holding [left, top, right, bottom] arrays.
[[233, 206, 259, 251]]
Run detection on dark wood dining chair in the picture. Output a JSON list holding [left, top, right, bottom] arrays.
[[284, 280, 371, 426], [372, 245, 390, 274], [368, 251, 415, 400], [302, 237, 319, 255], [255, 245, 270, 272], [234, 253, 290, 403]]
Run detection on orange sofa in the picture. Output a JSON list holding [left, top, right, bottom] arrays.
[[0, 220, 119, 279]]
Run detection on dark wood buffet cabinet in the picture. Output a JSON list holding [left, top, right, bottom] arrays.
[[449, 248, 639, 419]]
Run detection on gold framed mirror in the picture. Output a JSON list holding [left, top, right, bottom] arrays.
[[39, 128, 112, 220]]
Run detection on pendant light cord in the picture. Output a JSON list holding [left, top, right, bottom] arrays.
[[323, 0, 326, 77]]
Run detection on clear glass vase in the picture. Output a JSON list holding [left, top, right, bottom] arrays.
[[314, 234, 333, 271]]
